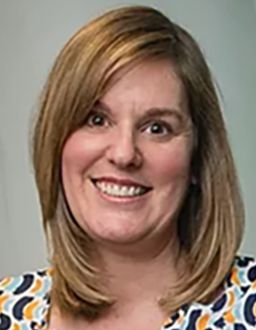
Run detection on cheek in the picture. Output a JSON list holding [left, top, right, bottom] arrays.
[[61, 131, 105, 220], [61, 131, 104, 175], [147, 143, 192, 183]]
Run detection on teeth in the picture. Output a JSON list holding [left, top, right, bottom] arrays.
[[134, 187, 142, 195], [128, 187, 135, 196], [95, 181, 147, 197], [120, 186, 128, 196]]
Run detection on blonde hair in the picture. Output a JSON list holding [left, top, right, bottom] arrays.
[[32, 5, 244, 319]]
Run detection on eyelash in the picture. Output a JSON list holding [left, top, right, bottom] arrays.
[[143, 121, 173, 136], [84, 111, 174, 136], [85, 111, 109, 127]]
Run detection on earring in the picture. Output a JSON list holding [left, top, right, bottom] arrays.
[[191, 176, 197, 185]]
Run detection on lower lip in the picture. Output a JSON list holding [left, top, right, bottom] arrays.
[[92, 182, 151, 204]]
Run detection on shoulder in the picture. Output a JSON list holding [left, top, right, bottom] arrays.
[[210, 255, 256, 329], [0, 268, 52, 329], [167, 255, 256, 330], [228, 254, 256, 289]]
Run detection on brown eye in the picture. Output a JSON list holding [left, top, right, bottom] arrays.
[[145, 121, 172, 135], [85, 112, 108, 127]]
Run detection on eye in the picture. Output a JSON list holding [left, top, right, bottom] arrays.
[[85, 111, 108, 127], [144, 121, 173, 136]]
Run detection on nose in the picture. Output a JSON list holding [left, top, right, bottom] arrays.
[[106, 129, 143, 169]]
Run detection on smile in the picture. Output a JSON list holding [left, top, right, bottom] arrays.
[[91, 179, 151, 198]]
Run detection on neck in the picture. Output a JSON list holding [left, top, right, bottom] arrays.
[[97, 231, 182, 306], [49, 233, 183, 330]]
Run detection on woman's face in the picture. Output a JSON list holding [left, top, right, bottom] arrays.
[[62, 60, 194, 247]]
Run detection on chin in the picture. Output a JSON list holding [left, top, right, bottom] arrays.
[[80, 218, 145, 246]]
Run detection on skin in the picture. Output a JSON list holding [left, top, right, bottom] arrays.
[[62, 60, 193, 250], [54, 60, 194, 330]]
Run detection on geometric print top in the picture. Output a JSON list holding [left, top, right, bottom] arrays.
[[0, 255, 256, 330]]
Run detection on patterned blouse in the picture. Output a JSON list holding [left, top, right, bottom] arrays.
[[0, 256, 256, 330]]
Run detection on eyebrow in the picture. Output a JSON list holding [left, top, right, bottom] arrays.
[[95, 101, 188, 124], [141, 107, 187, 123]]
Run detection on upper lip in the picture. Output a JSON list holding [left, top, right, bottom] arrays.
[[91, 176, 152, 189]]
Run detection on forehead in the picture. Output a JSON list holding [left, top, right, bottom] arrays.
[[101, 59, 187, 114]]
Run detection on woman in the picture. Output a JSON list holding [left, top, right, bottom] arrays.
[[0, 5, 255, 330]]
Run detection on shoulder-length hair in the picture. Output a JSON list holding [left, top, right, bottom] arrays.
[[32, 5, 244, 320]]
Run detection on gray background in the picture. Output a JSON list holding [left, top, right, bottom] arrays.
[[0, 0, 255, 278]]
